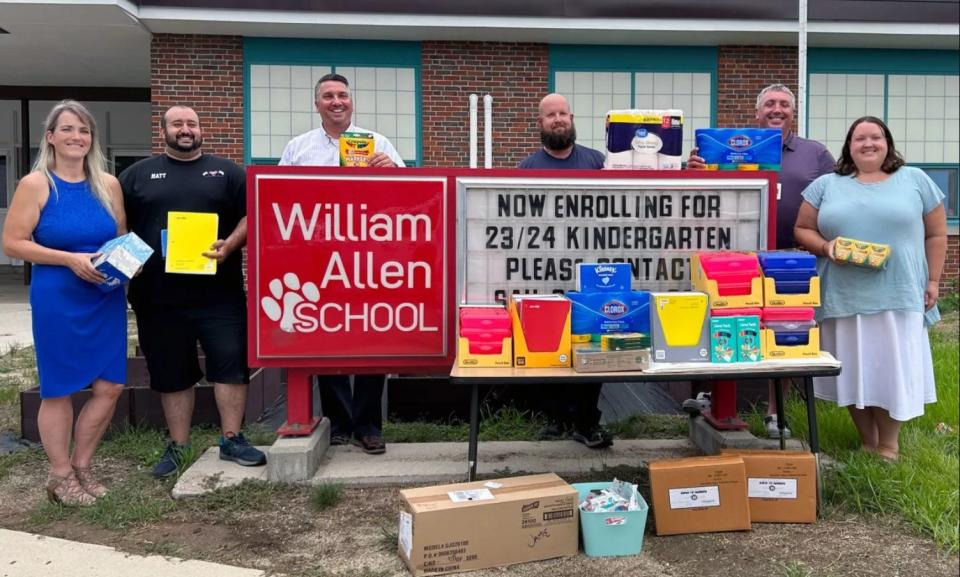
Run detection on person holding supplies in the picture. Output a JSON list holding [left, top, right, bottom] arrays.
[[2, 100, 126, 505], [119, 105, 266, 478]]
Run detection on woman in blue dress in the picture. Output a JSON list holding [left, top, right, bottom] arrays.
[[2, 100, 127, 505], [795, 116, 947, 462]]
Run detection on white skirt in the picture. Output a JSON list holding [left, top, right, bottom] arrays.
[[815, 310, 936, 421]]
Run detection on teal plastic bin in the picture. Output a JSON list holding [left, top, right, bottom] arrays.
[[572, 482, 649, 557]]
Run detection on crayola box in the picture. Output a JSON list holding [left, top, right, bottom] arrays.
[[650, 292, 710, 363], [832, 237, 891, 269], [695, 128, 782, 170], [339, 131, 375, 167]]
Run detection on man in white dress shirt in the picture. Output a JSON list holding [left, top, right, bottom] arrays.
[[279, 73, 403, 454], [279, 73, 404, 168]]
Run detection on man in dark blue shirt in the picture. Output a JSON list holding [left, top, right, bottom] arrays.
[[517, 94, 612, 448], [519, 93, 605, 170]]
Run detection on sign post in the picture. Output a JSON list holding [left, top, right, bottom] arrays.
[[248, 167, 456, 434]]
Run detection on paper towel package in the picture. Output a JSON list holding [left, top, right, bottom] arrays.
[[605, 110, 684, 170], [92, 232, 154, 292], [694, 128, 783, 170]]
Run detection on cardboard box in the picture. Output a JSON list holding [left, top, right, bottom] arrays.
[[339, 131, 375, 166], [92, 232, 154, 292], [399, 473, 579, 576], [649, 292, 710, 363], [572, 344, 650, 373], [648, 455, 752, 536], [575, 262, 632, 292], [721, 450, 817, 523], [510, 295, 571, 368]]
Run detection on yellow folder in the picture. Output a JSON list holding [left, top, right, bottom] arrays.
[[165, 211, 218, 275]]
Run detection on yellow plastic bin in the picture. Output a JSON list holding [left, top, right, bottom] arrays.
[[572, 482, 649, 557]]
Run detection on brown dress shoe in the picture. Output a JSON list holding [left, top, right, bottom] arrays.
[[351, 435, 386, 455]]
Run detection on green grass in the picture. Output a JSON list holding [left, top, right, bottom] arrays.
[[607, 413, 688, 438], [188, 479, 285, 513], [938, 281, 959, 314], [309, 482, 343, 511], [0, 447, 44, 482], [782, 327, 960, 553]]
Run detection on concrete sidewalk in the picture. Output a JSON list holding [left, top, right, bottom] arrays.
[[0, 529, 265, 577], [0, 282, 32, 353]]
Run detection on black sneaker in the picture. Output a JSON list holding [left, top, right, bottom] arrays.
[[572, 427, 614, 449], [152, 441, 190, 478], [219, 433, 267, 466], [329, 433, 351, 446]]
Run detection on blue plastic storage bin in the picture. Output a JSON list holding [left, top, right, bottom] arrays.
[[572, 482, 649, 557]]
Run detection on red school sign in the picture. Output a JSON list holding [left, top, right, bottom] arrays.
[[247, 166, 457, 371]]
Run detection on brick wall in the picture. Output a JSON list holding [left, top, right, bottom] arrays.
[[945, 234, 959, 295], [421, 42, 548, 168], [150, 35, 244, 164], [717, 45, 799, 130]]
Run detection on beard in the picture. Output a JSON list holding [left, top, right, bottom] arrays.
[[165, 131, 203, 153], [541, 125, 576, 151]]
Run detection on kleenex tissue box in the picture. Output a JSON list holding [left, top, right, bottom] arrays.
[[93, 232, 154, 292]]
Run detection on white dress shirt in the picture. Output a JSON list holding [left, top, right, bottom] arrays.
[[278, 123, 406, 167]]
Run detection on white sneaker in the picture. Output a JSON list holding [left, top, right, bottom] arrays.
[[764, 415, 792, 439], [682, 391, 711, 415]]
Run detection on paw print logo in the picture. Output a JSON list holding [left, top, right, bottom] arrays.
[[261, 273, 320, 333]]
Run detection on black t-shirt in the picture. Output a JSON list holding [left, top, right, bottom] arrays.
[[119, 154, 246, 308]]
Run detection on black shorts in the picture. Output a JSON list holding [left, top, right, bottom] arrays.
[[134, 299, 250, 393]]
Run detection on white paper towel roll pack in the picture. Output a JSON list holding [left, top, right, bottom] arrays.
[[604, 110, 684, 170]]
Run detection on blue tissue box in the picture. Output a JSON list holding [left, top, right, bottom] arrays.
[[576, 263, 632, 292], [92, 232, 154, 292], [568, 290, 650, 335]]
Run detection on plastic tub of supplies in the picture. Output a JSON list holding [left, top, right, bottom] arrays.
[[572, 482, 649, 557]]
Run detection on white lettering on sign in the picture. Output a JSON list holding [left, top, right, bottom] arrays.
[[668, 485, 721, 509], [261, 272, 439, 334], [272, 202, 432, 242], [459, 179, 770, 302], [320, 251, 432, 290]]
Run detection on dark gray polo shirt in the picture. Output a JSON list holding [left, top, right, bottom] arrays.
[[777, 132, 836, 249]]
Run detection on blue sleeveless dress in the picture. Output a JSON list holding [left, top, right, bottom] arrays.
[[30, 173, 127, 398]]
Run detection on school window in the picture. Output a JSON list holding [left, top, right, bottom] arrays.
[[807, 49, 959, 223], [244, 39, 421, 166], [550, 46, 717, 157]]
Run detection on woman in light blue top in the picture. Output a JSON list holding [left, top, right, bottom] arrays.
[[794, 116, 947, 462]]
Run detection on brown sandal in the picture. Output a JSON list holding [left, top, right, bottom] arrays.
[[73, 466, 108, 498], [46, 472, 97, 506]]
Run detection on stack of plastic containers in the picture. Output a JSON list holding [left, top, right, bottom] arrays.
[[457, 306, 513, 367], [757, 251, 821, 358], [691, 252, 764, 309], [759, 252, 820, 307]]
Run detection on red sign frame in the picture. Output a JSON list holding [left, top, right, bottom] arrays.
[[247, 166, 457, 373]]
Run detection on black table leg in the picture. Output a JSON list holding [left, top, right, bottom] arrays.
[[803, 375, 823, 518], [804, 376, 820, 454], [468, 382, 479, 481], [774, 377, 787, 450]]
